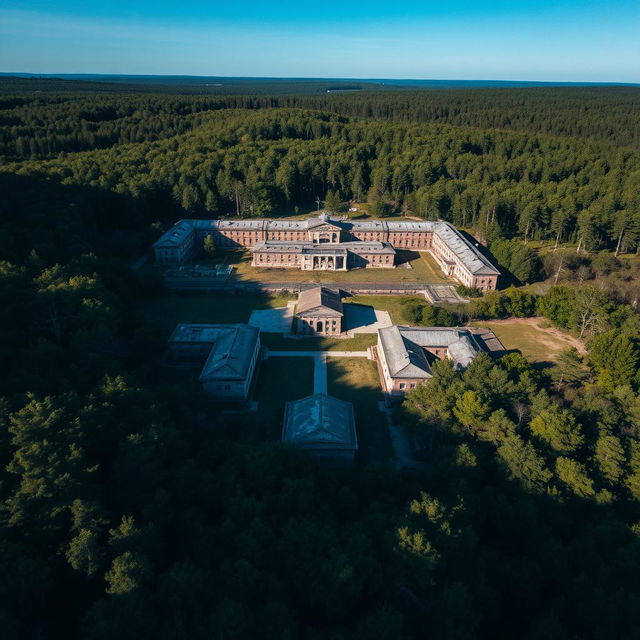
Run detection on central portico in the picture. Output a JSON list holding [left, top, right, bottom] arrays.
[[301, 246, 348, 270]]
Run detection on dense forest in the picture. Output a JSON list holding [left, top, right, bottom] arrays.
[[1, 83, 640, 638], [3, 100, 640, 259]]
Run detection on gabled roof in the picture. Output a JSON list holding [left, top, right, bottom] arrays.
[[283, 394, 357, 451], [306, 212, 344, 230], [378, 325, 483, 378], [297, 287, 343, 317], [433, 223, 500, 276], [378, 325, 433, 379], [153, 220, 195, 248], [197, 324, 260, 382]]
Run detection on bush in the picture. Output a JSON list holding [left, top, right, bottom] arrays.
[[456, 285, 483, 298], [400, 298, 457, 326]]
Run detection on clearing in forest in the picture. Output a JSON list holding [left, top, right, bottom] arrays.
[[471, 317, 586, 364]]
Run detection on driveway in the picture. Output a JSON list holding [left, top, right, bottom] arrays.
[[344, 304, 392, 334]]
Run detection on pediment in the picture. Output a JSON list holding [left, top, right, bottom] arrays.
[[312, 223, 342, 232]]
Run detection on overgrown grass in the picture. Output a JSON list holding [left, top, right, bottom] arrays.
[[219, 249, 451, 284], [253, 357, 315, 439], [344, 295, 435, 325], [137, 292, 294, 338], [471, 318, 583, 364], [261, 333, 377, 352], [327, 358, 392, 465]]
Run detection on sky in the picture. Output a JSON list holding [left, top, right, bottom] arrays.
[[1, 1, 639, 82]]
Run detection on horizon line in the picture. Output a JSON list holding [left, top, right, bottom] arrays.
[[1, 72, 639, 86]]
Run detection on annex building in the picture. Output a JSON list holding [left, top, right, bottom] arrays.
[[377, 326, 498, 397], [168, 323, 261, 401], [282, 393, 358, 463], [154, 213, 500, 290], [295, 286, 344, 336]]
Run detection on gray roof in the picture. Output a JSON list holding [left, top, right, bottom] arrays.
[[297, 287, 343, 317], [194, 324, 260, 382], [433, 222, 500, 276], [378, 325, 482, 378], [153, 220, 195, 249], [253, 241, 311, 253], [378, 325, 433, 379], [253, 240, 394, 255], [282, 394, 357, 451]]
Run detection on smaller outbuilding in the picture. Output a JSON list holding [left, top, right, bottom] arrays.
[[282, 393, 357, 462], [296, 286, 344, 336], [168, 323, 261, 401]]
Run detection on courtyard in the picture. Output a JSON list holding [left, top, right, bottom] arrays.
[[217, 249, 451, 284]]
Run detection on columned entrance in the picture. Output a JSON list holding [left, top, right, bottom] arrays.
[[301, 251, 348, 271]]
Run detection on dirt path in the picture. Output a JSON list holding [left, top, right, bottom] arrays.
[[481, 317, 587, 355]]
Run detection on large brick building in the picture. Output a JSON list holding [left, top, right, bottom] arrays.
[[154, 213, 500, 290], [377, 326, 500, 398]]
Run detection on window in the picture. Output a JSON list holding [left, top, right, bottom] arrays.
[[399, 383, 406, 390], [410, 383, 416, 389]]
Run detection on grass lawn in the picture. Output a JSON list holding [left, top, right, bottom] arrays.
[[327, 358, 393, 465], [471, 317, 584, 365], [137, 292, 294, 339], [261, 333, 377, 352], [253, 357, 315, 440], [218, 250, 452, 284], [343, 295, 425, 324]]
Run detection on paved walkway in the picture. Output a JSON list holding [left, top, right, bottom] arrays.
[[265, 349, 371, 394], [344, 305, 393, 335], [423, 284, 469, 305], [248, 306, 294, 333], [378, 402, 425, 471]]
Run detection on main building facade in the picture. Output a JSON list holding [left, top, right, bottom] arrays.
[[154, 213, 500, 290]]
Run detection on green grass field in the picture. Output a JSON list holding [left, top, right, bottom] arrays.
[[218, 249, 450, 284], [253, 357, 315, 439], [471, 318, 584, 364], [261, 333, 377, 352], [343, 295, 425, 324], [327, 358, 392, 465], [137, 292, 294, 338]]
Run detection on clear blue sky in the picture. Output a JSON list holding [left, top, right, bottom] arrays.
[[1, 1, 638, 81]]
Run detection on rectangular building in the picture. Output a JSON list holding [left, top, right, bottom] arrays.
[[153, 213, 500, 290]]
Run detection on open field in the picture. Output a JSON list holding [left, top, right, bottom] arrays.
[[253, 357, 315, 439], [261, 333, 377, 351], [471, 317, 585, 364], [217, 250, 451, 284], [344, 295, 425, 324], [327, 358, 392, 465], [137, 292, 294, 338]]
